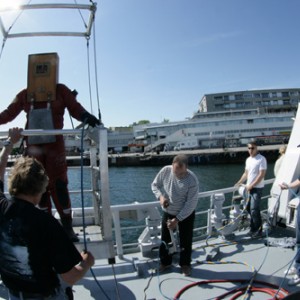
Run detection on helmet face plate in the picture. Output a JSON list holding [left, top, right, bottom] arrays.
[[27, 52, 59, 102]]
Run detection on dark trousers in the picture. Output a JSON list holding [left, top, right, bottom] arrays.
[[246, 187, 263, 232], [159, 211, 195, 266]]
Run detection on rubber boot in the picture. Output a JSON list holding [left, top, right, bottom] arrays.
[[61, 218, 79, 242]]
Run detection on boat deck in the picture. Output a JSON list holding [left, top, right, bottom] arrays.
[[0, 226, 298, 299], [69, 226, 299, 299]]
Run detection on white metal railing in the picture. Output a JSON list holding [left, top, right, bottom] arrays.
[[1, 128, 276, 259], [110, 179, 275, 257]]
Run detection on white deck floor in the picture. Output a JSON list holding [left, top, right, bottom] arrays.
[[0, 227, 299, 299], [0, 225, 297, 300], [67, 226, 300, 300]]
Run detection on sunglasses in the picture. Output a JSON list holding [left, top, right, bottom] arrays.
[[248, 147, 256, 150]]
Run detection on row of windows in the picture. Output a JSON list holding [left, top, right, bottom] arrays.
[[214, 91, 300, 101], [194, 110, 258, 119], [178, 116, 292, 132], [136, 114, 293, 138], [188, 126, 291, 137], [108, 139, 131, 146], [218, 99, 300, 110]]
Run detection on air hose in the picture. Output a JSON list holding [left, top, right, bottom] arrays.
[[173, 279, 289, 299]]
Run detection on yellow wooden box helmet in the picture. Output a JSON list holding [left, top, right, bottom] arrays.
[[27, 52, 59, 102]]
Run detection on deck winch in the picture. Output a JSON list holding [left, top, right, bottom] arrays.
[[210, 187, 248, 237], [138, 206, 161, 257], [210, 193, 226, 230]]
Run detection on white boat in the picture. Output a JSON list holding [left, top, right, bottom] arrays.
[[75, 105, 300, 299], [0, 105, 299, 299], [1, 3, 300, 299]]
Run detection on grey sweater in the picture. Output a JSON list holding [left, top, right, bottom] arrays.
[[151, 165, 199, 221]]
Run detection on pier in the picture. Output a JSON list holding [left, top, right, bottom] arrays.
[[7, 144, 281, 168], [107, 144, 282, 167]]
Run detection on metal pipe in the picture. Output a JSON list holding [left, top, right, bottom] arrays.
[[6, 32, 88, 38], [21, 129, 82, 136], [0, 3, 97, 39], [0, 4, 93, 12]]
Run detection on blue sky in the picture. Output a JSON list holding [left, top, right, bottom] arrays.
[[0, 0, 300, 131]]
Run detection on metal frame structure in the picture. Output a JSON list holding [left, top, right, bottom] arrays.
[[0, 2, 97, 39]]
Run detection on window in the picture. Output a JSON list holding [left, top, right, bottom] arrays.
[[214, 96, 223, 100], [271, 92, 277, 98], [215, 104, 224, 109], [235, 94, 243, 100], [282, 92, 289, 97], [291, 99, 300, 105]]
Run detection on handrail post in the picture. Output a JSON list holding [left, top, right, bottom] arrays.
[[111, 210, 123, 258]]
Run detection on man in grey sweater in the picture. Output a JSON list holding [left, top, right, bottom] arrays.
[[151, 154, 199, 276]]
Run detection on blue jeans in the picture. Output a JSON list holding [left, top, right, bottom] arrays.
[[247, 187, 263, 233], [8, 287, 68, 300]]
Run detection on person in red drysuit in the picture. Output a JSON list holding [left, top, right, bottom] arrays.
[[0, 83, 99, 242]]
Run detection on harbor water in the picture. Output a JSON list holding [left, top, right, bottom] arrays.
[[68, 162, 276, 207], [67, 162, 276, 244]]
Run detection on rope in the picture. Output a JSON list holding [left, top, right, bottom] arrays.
[[92, 13, 102, 123], [84, 6, 102, 123], [85, 38, 94, 114], [73, 0, 88, 29], [156, 241, 174, 300]]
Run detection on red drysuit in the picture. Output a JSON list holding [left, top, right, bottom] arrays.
[[0, 84, 90, 222]]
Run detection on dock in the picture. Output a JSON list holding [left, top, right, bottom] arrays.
[[9, 144, 279, 168], [107, 144, 283, 167]]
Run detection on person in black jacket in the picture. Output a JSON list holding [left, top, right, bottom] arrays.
[[0, 127, 95, 299]]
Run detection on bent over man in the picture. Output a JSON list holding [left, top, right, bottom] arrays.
[[151, 154, 199, 276]]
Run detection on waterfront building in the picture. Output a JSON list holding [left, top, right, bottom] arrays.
[[63, 126, 134, 154], [107, 127, 134, 153], [133, 88, 299, 152], [197, 88, 300, 114]]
